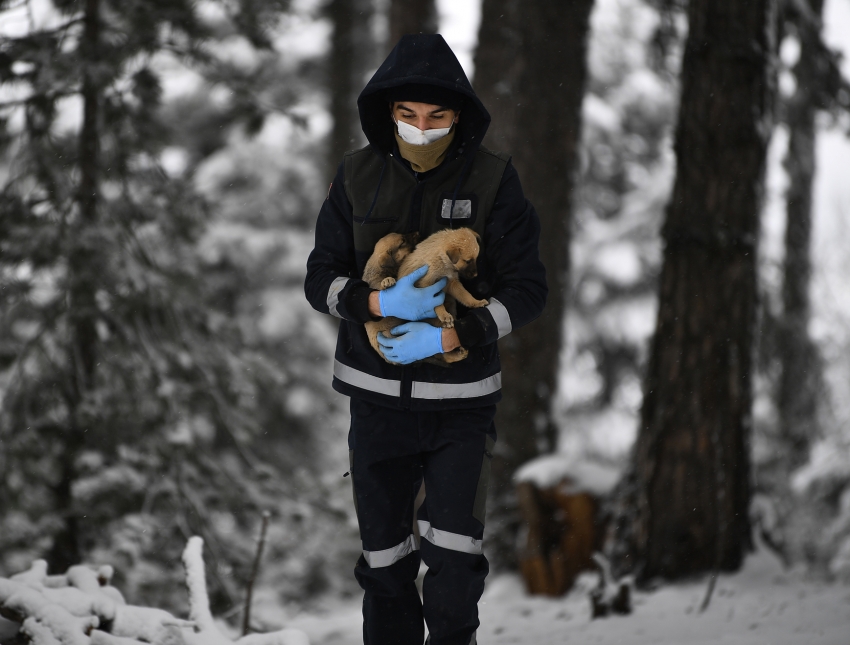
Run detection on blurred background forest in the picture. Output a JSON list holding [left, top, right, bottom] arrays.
[[2, 0, 850, 634]]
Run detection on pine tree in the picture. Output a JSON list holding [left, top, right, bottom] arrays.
[[0, 0, 293, 610], [775, 0, 849, 471], [326, 0, 376, 178], [474, 0, 595, 566], [621, 0, 776, 580]]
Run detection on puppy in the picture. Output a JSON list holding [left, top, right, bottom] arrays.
[[361, 232, 419, 290], [366, 227, 488, 365]]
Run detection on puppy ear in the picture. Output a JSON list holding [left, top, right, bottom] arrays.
[[447, 246, 461, 265]]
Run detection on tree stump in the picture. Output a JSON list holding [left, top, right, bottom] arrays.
[[516, 478, 599, 596]]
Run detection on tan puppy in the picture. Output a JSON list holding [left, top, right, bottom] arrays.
[[361, 232, 419, 290], [366, 227, 488, 365]]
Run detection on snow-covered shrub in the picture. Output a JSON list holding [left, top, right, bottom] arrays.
[[0, 537, 309, 645]]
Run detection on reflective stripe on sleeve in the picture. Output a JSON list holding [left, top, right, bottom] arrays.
[[411, 372, 501, 400], [417, 520, 483, 555], [326, 276, 350, 318], [334, 360, 401, 397], [363, 534, 418, 568], [486, 298, 512, 339]]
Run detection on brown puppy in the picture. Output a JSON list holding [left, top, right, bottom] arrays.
[[361, 232, 419, 290], [366, 227, 488, 364]]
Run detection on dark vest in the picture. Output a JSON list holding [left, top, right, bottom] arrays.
[[331, 144, 511, 411], [343, 145, 510, 262]]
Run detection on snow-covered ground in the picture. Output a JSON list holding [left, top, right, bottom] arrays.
[[271, 545, 850, 645]]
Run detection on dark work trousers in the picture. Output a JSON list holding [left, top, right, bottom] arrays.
[[348, 398, 496, 645]]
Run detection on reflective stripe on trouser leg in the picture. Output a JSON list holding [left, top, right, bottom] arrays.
[[363, 534, 418, 568], [417, 520, 482, 555], [426, 633, 476, 645]]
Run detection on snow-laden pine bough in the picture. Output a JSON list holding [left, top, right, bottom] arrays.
[[0, 537, 309, 645]]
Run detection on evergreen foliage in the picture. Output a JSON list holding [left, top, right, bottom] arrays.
[[0, 0, 336, 614]]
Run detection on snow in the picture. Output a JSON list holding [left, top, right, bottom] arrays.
[[183, 537, 215, 633], [1, 542, 313, 645], [436, 0, 481, 80], [514, 454, 620, 495], [277, 546, 850, 645], [591, 242, 643, 287], [584, 94, 622, 133]]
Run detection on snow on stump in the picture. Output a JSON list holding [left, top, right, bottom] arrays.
[[514, 456, 619, 596], [0, 537, 309, 645]]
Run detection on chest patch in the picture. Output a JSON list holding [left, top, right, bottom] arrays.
[[438, 194, 477, 224]]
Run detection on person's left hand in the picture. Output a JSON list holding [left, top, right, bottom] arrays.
[[376, 322, 443, 364]]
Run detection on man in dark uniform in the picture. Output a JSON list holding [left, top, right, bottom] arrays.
[[305, 34, 547, 645]]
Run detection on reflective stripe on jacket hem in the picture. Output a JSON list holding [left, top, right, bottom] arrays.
[[333, 360, 501, 400], [411, 372, 501, 400], [486, 298, 512, 339], [327, 276, 350, 318], [417, 520, 483, 555], [334, 360, 400, 397], [363, 534, 418, 568]]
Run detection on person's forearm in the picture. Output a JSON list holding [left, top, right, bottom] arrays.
[[368, 291, 381, 317]]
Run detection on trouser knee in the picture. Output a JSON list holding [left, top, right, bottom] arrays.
[[354, 551, 421, 597]]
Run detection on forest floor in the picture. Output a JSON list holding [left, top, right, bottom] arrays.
[[259, 545, 850, 645]]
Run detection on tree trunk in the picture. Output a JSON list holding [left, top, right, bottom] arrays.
[[777, 0, 824, 471], [388, 0, 437, 50], [48, 0, 102, 574], [475, 0, 594, 566], [628, 0, 775, 581], [327, 0, 374, 178], [473, 0, 522, 152]]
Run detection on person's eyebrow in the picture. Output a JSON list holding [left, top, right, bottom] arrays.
[[394, 103, 450, 115]]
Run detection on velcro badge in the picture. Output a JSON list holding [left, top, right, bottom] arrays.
[[440, 199, 473, 219]]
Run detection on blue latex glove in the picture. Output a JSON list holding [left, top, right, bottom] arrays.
[[377, 322, 444, 365], [379, 265, 447, 321]]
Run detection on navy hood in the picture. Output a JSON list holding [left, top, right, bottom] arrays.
[[358, 34, 491, 157]]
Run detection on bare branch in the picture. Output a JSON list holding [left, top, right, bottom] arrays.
[[242, 511, 271, 636]]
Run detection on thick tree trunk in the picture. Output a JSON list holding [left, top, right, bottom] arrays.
[[475, 0, 594, 566], [388, 0, 436, 49], [629, 0, 775, 580], [777, 0, 823, 471], [327, 0, 374, 177], [48, 0, 101, 573]]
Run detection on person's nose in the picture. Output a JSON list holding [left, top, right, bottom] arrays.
[[415, 116, 429, 131]]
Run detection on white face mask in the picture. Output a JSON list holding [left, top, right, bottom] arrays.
[[395, 118, 453, 146]]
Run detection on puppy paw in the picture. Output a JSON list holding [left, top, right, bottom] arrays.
[[443, 347, 468, 363], [471, 298, 488, 308], [438, 311, 455, 328], [380, 277, 396, 289]]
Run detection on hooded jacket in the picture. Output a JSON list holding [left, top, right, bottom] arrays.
[[304, 34, 547, 411]]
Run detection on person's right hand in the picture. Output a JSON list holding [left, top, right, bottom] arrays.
[[378, 265, 447, 321]]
